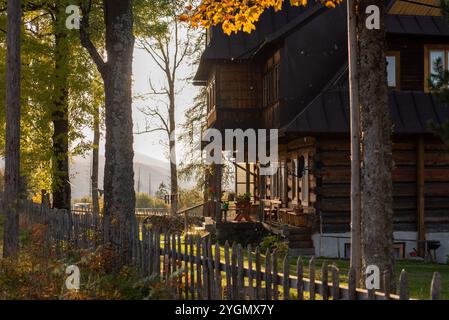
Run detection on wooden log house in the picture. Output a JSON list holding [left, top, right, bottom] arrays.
[[194, 0, 449, 262]]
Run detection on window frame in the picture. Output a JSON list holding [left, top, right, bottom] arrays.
[[386, 51, 401, 90], [262, 51, 281, 107], [424, 45, 449, 92]]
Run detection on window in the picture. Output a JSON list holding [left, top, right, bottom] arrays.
[[425, 45, 449, 91], [207, 78, 216, 112], [298, 154, 309, 206], [386, 51, 400, 89], [262, 51, 280, 107]]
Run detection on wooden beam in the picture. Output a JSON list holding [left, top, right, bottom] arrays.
[[417, 137, 425, 257]]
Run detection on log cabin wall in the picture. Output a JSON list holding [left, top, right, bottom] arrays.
[[313, 136, 449, 234], [215, 62, 262, 109]]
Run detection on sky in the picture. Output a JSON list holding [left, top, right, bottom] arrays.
[[83, 38, 201, 164]]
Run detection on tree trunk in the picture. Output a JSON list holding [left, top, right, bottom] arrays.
[[3, 0, 22, 258], [51, 9, 71, 211], [169, 91, 178, 215], [357, 0, 395, 285], [92, 104, 100, 218], [102, 0, 136, 267], [348, 0, 362, 284]]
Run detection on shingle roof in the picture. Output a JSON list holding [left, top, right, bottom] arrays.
[[386, 14, 449, 36], [282, 83, 449, 135]]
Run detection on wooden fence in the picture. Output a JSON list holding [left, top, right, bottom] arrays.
[[17, 200, 445, 300]]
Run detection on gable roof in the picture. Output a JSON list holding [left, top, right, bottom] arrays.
[[281, 68, 449, 135], [194, 1, 449, 83]]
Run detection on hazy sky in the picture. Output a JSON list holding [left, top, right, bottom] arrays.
[[84, 39, 201, 164]]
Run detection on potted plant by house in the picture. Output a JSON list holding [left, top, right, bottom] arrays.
[[236, 193, 251, 208]]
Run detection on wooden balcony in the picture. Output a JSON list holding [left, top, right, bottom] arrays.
[[206, 107, 265, 131]]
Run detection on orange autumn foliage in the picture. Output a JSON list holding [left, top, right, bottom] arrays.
[[184, 0, 343, 35]]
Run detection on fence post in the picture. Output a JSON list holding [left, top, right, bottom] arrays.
[[237, 244, 244, 300], [296, 257, 304, 300], [184, 235, 189, 300], [431, 272, 442, 300], [215, 242, 222, 300], [321, 260, 328, 300], [272, 250, 278, 300], [189, 236, 195, 300], [247, 244, 254, 300], [177, 233, 182, 300], [224, 241, 232, 300], [195, 236, 202, 300], [255, 246, 261, 300], [399, 269, 409, 300], [207, 238, 215, 299], [348, 267, 356, 300], [309, 257, 315, 300], [265, 249, 272, 300], [231, 242, 238, 299], [331, 264, 340, 300], [202, 238, 209, 300], [283, 254, 290, 300], [383, 269, 391, 300]]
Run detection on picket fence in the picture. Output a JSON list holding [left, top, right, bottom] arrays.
[[17, 200, 445, 301]]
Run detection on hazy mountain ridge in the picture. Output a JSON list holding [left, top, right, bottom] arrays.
[[70, 153, 171, 200]]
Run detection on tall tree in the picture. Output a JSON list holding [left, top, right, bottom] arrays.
[[3, 0, 22, 258], [80, 0, 136, 267], [137, 1, 201, 215], [357, 0, 394, 283], [51, 3, 71, 210]]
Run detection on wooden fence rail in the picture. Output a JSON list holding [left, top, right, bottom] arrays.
[[17, 200, 444, 301]]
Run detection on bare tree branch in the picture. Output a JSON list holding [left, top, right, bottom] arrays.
[[79, 0, 107, 77]]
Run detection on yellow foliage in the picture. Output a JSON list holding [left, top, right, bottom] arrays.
[[185, 0, 343, 35]]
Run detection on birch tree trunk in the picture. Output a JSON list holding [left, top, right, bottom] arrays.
[[3, 0, 22, 258], [357, 0, 395, 285]]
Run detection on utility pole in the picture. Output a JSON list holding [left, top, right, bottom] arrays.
[[148, 172, 152, 196], [348, 0, 362, 283]]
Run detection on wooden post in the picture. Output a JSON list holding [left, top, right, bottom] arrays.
[[214, 242, 222, 300], [331, 264, 340, 300], [430, 272, 441, 300], [296, 257, 304, 300], [283, 255, 290, 300], [265, 250, 272, 300], [237, 244, 244, 300], [417, 136, 425, 257], [255, 246, 262, 300], [189, 236, 195, 299], [383, 269, 391, 300], [348, 267, 356, 300], [231, 242, 238, 299], [195, 237, 202, 300], [321, 261, 328, 300], [272, 250, 278, 300], [248, 244, 254, 299], [224, 241, 232, 300], [348, 0, 362, 283], [309, 257, 315, 300], [399, 269, 409, 300]]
